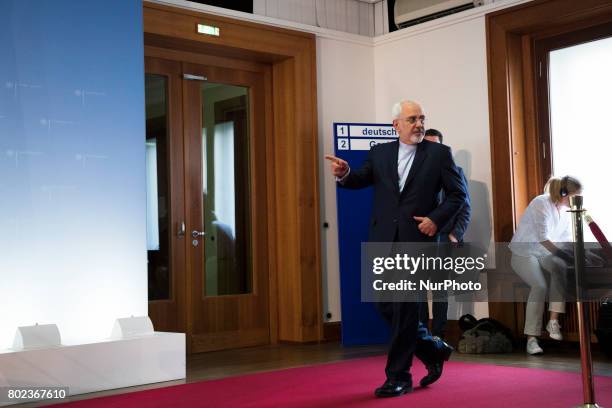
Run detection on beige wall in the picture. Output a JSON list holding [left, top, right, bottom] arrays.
[[374, 16, 493, 257], [317, 36, 375, 322], [375, 16, 494, 319]]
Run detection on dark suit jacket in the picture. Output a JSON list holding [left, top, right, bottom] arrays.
[[339, 139, 467, 242], [439, 167, 471, 242]]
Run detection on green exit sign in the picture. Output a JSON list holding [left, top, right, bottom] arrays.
[[197, 24, 220, 37]]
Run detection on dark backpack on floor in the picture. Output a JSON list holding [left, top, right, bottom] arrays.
[[458, 314, 513, 354]]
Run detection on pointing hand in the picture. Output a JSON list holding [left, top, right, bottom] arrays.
[[325, 154, 349, 178]]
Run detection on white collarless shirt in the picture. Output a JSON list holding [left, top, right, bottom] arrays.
[[509, 194, 572, 257], [398, 141, 417, 191]]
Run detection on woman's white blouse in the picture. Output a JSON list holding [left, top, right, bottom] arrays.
[[509, 194, 572, 257]]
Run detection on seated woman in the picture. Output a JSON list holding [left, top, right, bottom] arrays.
[[509, 175, 582, 355]]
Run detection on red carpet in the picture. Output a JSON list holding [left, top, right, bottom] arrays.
[[50, 357, 612, 407]]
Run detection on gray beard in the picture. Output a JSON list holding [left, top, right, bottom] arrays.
[[409, 134, 424, 144]]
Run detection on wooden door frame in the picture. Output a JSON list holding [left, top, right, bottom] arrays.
[[143, 2, 322, 344], [486, 0, 612, 332]]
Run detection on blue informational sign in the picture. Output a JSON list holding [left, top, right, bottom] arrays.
[[334, 123, 397, 346]]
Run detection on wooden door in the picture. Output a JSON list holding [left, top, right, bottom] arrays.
[[182, 62, 270, 353], [145, 57, 187, 334], [146, 58, 270, 351], [146, 56, 270, 352]]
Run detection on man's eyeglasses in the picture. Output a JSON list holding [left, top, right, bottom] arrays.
[[397, 115, 426, 125]]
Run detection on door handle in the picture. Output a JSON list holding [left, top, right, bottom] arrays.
[[192, 230, 206, 239], [183, 73, 207, 81], [177, 221, 186, 238]]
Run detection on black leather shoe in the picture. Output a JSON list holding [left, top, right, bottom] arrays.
[[420, 340, 453, 387], [437, 338, 454, 361], [374, 380, 413, 398]]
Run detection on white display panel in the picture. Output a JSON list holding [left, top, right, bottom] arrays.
[[0, 1, 147, 349]]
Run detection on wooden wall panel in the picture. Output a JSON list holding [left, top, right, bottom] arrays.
[[263, 67, 279, 344], [145, 5, 311, 57], [507, 34, 528, 226], [521, 34, 544, 201], [272, 57, 300, 341], [296, 43, 322, 341]]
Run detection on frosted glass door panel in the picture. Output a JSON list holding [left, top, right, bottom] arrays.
[[549, 36, 612, 240], [200, 82, 252, 296]]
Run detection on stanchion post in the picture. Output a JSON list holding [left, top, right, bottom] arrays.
[[570, 195, 601, 408]]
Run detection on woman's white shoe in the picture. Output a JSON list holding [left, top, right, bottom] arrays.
[[546, 319, 563, 341], [526, 337, 544, 355]]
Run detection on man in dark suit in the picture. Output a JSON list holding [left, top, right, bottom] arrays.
[[419, 128, 472, 339], [325, 101, 467, 398]]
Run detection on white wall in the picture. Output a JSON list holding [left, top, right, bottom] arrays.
[[317, 36, 375, 322], [373, 13, 498, 319]]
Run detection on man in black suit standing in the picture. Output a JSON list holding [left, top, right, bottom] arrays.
[[325, 100, 467, 398], [419, 128, 472, 339]]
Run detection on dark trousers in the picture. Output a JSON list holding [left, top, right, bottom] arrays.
[[419, 233, 457, 338], [376, 301, 438, 383], [419, 301, 448, 338]]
